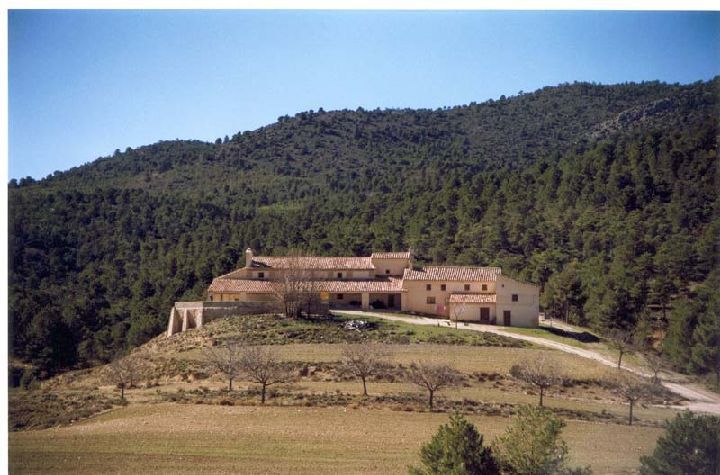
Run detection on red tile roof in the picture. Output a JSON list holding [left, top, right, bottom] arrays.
[[403, 266, 501, 282], [208, 278, 275, 293], [208, 277, 405, 294], [317, 277, 405, 293], [251, 256, 375, 270], [448, 293, 497, 304], [371, 252, 411, 259]]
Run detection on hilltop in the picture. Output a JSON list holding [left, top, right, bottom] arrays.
[[8, 78, 719, 381]]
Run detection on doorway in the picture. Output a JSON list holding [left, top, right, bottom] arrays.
[[503, 310, 511, 326], [480, 307, 490, 323]]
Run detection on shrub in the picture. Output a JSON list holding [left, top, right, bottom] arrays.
[[409, 413, 499, 475], [493, 405, 591, 475], [639, 412, 720, 475]]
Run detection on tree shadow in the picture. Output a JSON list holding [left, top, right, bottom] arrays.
[[544, 326, 600, 344]]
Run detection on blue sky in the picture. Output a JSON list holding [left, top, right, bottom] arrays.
[[8, 10, 720, 179]]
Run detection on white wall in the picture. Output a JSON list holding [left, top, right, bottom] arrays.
[[495, 275, 539, 327]]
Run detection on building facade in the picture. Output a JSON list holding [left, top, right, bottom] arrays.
[[206, 249, 539, 328]]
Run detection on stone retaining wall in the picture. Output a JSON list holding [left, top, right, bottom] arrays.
[[166, 301, 274, 337]]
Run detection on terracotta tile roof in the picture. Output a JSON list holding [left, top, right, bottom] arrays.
[[208, 278, 275, 293], [449, 293, 497, 304], [403, 266, 501, 282], [208, 277, 405, 294], [317, 277, 406, 293], [371, 252, 411, 259], [251, 256, 375, 270]]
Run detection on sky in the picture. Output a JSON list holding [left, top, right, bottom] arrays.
[[8, 10, 720, 179]]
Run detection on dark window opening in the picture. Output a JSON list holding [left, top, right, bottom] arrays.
[[258, 272, 264, 279], [426, 284, 432, 291], [338, 272, 343, 279], [427, 296, 436, 304], [338, 293, 344, 300], [441, 284, 446, 291], [512, 294, 518, 302], [481, 284, 487, 291], [385, 269, 390, 274], [464, 284, 470, 291]]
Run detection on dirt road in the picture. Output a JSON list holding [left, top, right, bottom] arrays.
[[339, 310, 720, 415]]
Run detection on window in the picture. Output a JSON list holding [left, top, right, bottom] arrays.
[[440, 284, 446, 291], [209, 295, 213, 302], [427, 296, 436, 304], [258, 272, 264, 279], [338, 272, 343, 279], [234, 298, 239, 302], [426, 284, 432, 291], [338, 293, 344, 300], [481, 284, 487, 291], [464, 284, 471, 291], [385, 269, 390, 274], [512, 294, 518, 302]]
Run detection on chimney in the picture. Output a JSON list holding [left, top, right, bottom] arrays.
[[245, 248, 254, 268]]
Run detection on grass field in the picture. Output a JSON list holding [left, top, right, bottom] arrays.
[[9, 403, 664, 474], [13, 313, 684, 474], [182, 343, 618, 380]]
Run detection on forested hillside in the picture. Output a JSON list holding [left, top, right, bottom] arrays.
[[9, 78, 719, 380]]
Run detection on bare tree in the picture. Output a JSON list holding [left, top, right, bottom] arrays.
[[107, 353, 143, 400], [271, 252, 319, 318], [642, 350, 665, 384], [606, 329, 636, 369], [451, 302, 466, 330], [299, 271, 322, 317], [341, 342, 391, 396], [406, 362, 461, 410], [610, 374, 660, 425], [239, 344, 295, 403], [509, 354, 565, 407], [203, 341, 243, 391]]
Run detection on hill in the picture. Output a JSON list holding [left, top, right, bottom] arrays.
[[8, 78, 720, 379], [10, 312, 685, 473]]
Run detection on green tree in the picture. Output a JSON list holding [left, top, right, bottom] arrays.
[[409, 413, 499, 475], [639, 412, 720, 475], [493, 405, 589, 475], [690, 302, 720, 389]]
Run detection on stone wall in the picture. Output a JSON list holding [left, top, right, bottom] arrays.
[[166, 301, 275, 337]]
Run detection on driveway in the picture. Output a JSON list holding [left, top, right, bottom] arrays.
[[338, 310, 720, 415]]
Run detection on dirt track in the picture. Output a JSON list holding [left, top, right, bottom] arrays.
[[340, 311, 720, 415]]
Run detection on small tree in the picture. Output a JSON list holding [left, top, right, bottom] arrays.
[[407, 362, 461, 410], [451, 302, 466, 330], [610, 374, 660, 426], [606, 329, 636, 369], [239, 344, 294, 403], [493, 405, 589, 475], [510, 354, 565, 407], [107, 353, 143, 400], [640, 412, 720, 475], [642, 349, 664, 384], [341, 342, 391, 396], [203, 341, 243, 391], [409, 413, 500, 475], [271, 251, 320, 319]]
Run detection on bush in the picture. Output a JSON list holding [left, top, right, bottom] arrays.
[[493, 405, 591, 475], [409, 413, 499, 475], [639, 412, 720, 475]]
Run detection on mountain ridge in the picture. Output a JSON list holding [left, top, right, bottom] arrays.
[[9, 77, 719, 382]]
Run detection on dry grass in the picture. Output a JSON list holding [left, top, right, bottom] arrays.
[[265, 343, 619, 380], [9, 403, 663, 474]]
